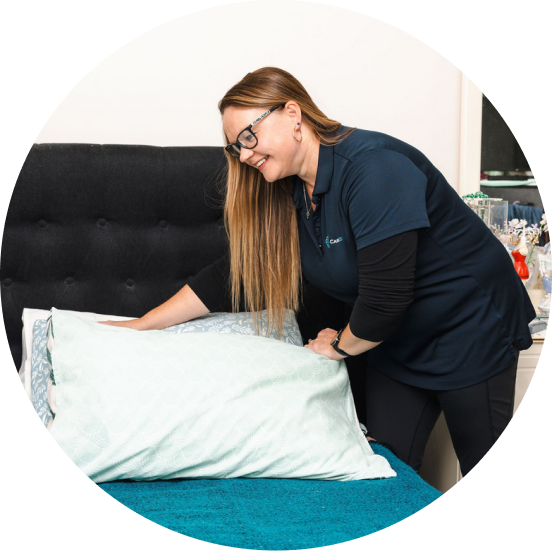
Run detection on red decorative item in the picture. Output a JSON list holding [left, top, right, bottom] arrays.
[[512, 250, 530, 280]]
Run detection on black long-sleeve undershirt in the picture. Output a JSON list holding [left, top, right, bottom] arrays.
[[348, 230, 417, 342], [187, 230, 418, 344], [187, 252, 242, 313]]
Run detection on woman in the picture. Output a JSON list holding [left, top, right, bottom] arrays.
[[101, 67, 536, 476]]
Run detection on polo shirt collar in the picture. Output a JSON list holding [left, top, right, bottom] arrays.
[[293, 142, 334, 210]]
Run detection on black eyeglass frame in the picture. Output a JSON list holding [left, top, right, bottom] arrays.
[[225, 104, 285, 158]]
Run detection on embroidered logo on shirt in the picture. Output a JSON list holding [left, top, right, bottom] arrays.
[[325, 236, 343, 248]]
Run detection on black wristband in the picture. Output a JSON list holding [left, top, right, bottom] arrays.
[[331, 328, 352, 358]]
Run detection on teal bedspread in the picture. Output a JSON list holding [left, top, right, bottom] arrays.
[[99, 444, 441, 549]]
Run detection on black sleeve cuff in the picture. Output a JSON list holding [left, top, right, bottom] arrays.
[[187, 253, 235, 313], [349, 301, 409, 342]]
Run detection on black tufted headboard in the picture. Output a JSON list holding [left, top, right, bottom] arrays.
[[1, 143, 367, 423]]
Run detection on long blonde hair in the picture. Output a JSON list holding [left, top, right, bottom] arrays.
[[218, 67, 355, 338]]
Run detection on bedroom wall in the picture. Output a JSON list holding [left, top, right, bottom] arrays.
[[34, 1, 467, 190]]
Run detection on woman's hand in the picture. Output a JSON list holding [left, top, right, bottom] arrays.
[[304, 328, 347, 361]]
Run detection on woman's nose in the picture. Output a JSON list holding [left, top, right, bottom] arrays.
[[240, 148, 254, 163]]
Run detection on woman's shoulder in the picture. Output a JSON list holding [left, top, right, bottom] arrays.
[[334, 126, 436, 177], [334, 126, 414, 157]]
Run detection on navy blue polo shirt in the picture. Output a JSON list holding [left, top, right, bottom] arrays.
[[294, 126, 535, 390]]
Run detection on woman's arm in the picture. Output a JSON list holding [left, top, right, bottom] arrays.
[[305, 230, 418, 358], [99, 284, 211, 330]]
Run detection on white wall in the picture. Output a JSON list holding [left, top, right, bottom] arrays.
[[36, 1, 468, 190]]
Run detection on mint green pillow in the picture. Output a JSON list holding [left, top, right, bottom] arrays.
[[41, 308, 303, 429], [48, 308, 396, 483]]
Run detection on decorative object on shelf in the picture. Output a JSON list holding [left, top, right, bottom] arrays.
[[512, 248, 530, 281], [528, 318, 547, 334], [509, 226, 531, 283], [525, 215, 546, 270], [461, 191, 489, 203], [462, 192, 508, 236], [540, 302, 551, 318], [504, 214, 547, 262], [538, 249, 552, 317]]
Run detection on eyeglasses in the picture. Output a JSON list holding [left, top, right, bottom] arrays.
[[225, 105, 284, 158]]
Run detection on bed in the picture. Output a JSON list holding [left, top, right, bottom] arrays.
[[1, 143, 441, 548]]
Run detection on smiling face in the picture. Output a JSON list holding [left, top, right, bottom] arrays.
[[222, 103, 303, 183]]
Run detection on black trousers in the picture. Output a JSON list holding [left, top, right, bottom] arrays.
[[364, 349, 520, 476]]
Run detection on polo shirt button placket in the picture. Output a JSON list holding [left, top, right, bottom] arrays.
[[312, 196, 323, 249]]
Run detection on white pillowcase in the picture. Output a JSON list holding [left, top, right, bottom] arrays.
[[20, 308, 136, 399], [21, 307, 304, 398], [42, 308, 305, 431], [48, 308, 396, 482]]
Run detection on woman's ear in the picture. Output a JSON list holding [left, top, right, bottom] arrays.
[[284, 101, 302, 125]]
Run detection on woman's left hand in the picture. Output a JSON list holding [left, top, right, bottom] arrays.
[[304, 328, 347, 361]]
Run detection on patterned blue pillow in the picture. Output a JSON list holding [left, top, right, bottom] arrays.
[[31, 320, 52, 428], [163, 310, 304, 346], [31, 311, 303, 427]]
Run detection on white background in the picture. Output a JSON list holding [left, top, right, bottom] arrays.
[[33, 1, 464, 189]]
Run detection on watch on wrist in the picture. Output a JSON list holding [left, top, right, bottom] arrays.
[[331, 328, 352, 358]]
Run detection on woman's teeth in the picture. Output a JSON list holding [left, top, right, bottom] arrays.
[[256, 156, 268, 167]]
